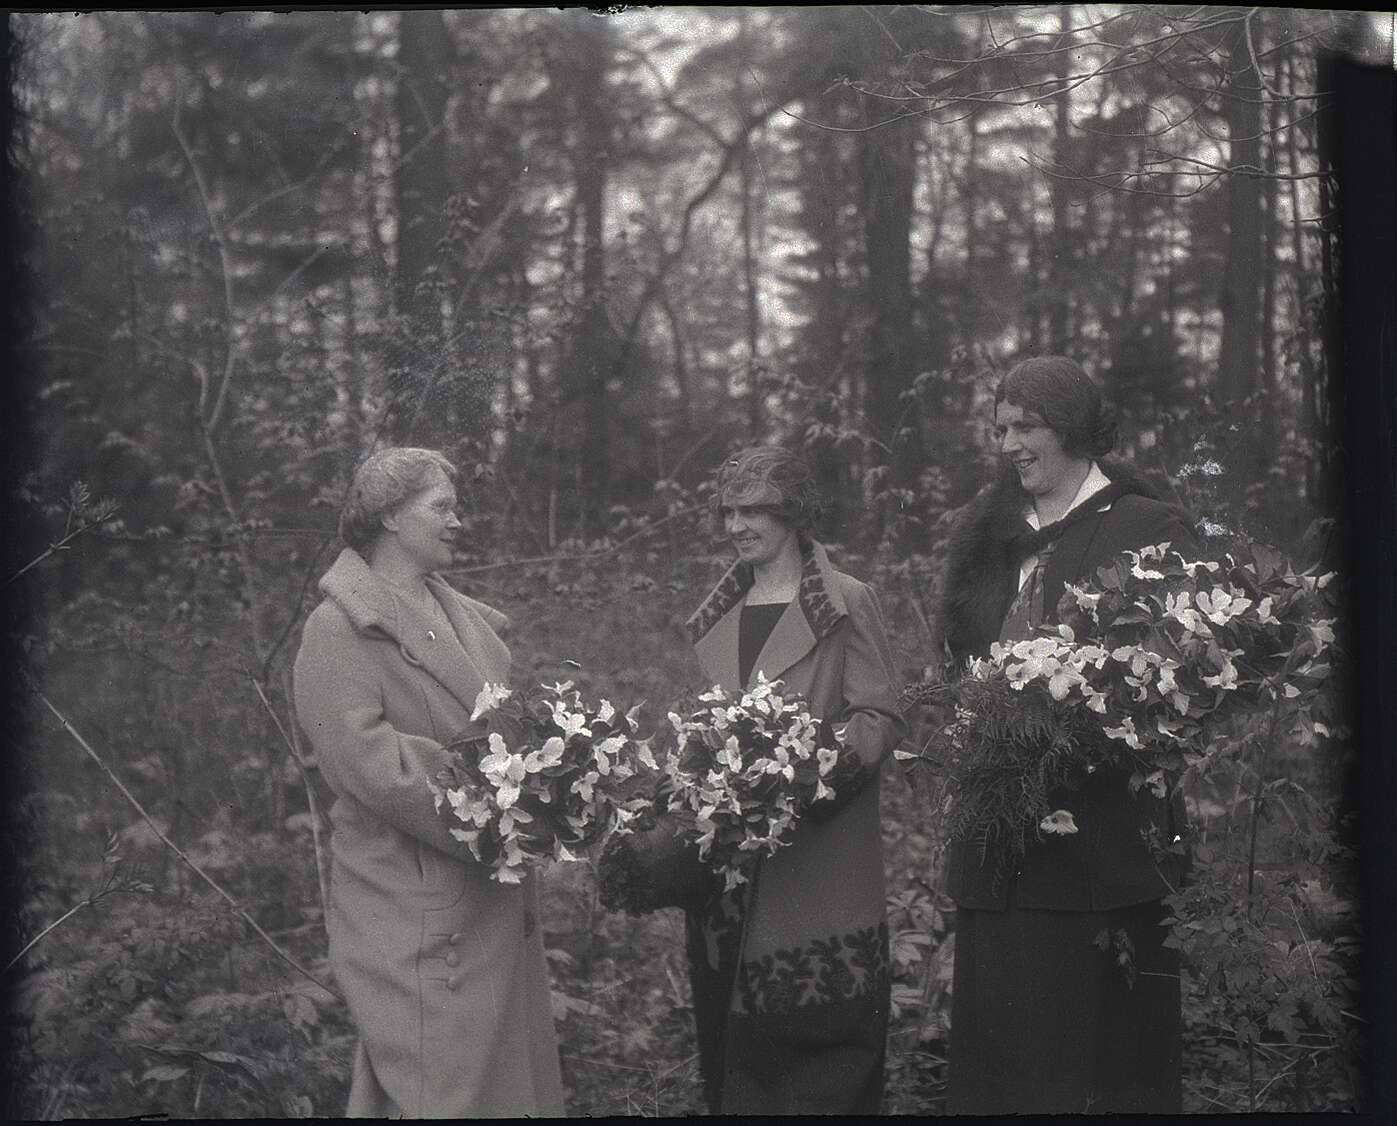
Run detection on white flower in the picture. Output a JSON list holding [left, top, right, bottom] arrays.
[[596, 699, 616, 724], [721, 736, 743, 772], [592, 733, 628, 776], [470, 683, 513, 722], [1104, 717, 1142, 749], [1046, 666, 1085, 701], [494, 862, 525, 885], [569, 771, 599, 802], [817, 746, 840, 776], [480, 733, 528, 808], [1039, 809, 1079, 835], [1197, 587, 1252, 626], [551, 703, 592, 739], [498, 805, 533, 836], [1164, 591, 1208, 635], [1309, 621, 1336, 654], [1065, 585, 1102, 615], [523, 736, 566, 773], [1201, 661, 1239, 690]]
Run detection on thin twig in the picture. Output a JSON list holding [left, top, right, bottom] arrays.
[[5, 508, 120, 587], [4, 898, 99, 975], [443, 501, 707, 577], [30, 680, 341, 1003], [252, 675, 332, 925]]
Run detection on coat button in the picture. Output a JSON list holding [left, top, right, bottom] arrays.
[[447, 932, 462, 945], [445, 952, 460, 968], [445, 975, 460, 992]]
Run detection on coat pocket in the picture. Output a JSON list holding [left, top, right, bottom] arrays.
[[417, 840, 470, 908]]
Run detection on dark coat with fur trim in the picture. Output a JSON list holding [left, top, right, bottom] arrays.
[[939, 459, 1194, 911]]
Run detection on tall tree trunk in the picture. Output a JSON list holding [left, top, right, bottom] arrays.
[[1046, 4, 1074, 351], [1288, 53, 1318, 502], [740, 137, 763, 437], [859, 105, 917, 509], [960, 107, 980, 352], [394, 10, 449, 329], [562, 17, 614, 538], [1217, 19, 1264, 404], [738, 11, 764, 437], [390, 10, 450, 444]]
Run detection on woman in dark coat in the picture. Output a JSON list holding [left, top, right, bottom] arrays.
[[938, 357, 1194, 1114], [625, 446, 905, 1114]]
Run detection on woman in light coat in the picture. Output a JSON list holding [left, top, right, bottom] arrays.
[[679, 446, 906, 1114], [293, 447, 563, 1118]]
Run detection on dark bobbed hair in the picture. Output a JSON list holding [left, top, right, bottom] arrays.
[[712, 445, 824, 535], [338, 447, 457, 554], [994, 355, 1118, 460]]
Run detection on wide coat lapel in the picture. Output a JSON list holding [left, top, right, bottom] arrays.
[[319, 548, 506, 713], [687, 540, 848, 689]]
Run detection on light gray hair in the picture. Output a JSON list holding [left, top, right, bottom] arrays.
[[338, 447, 457, 553]]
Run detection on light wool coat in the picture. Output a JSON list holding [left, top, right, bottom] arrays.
[[683, 540, 905, 1113], [293, 548, 563, 1118]]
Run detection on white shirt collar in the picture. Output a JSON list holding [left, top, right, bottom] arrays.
[[1024, 462, 1111, 531]]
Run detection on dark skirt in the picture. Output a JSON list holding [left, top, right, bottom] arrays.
[[949, 895, 1181, 1115], [685, 906, 889, 1115]]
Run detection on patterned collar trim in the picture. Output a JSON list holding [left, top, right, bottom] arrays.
[[686, 538, 846, 645]]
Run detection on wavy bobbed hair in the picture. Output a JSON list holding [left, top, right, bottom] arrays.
[[338, 447, 457, 554], [995, 355, 1118, 460], [712, 445, 824, 535]]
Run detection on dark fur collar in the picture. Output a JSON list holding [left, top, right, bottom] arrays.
[[686, 538, 845, 646], [938, 458, 1168, 662]]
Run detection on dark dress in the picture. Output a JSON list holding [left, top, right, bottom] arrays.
[[681, 541, 904, 1115], [938, 465, 1194, 1115]]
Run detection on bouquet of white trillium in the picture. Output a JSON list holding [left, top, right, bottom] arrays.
[[659, 673, 865, 892], [430, 680, 656, 884], [898, 541, 1340, 868], [597, 673, 867, 911]]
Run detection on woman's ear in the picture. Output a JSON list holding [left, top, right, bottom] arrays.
[[379, 507, 401, 535]]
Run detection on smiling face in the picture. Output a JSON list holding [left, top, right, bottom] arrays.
[[994, 400, 1088, 501], [718, 485, 799, 570], [381, 467, 461, 575]]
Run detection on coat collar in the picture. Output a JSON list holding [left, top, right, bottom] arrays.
[[687, 539, 847, 689], [939, 457, 1181, 662], [318, 547, 506, 713]]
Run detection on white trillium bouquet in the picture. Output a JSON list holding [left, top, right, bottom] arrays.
[[660, 672, 864, 893], [430, 680, 656, 883], [900, 540, 1340, 864]]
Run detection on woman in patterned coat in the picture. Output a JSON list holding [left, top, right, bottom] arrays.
[[293, 447, 564, 1117], [677, 446, 906, 1114], [938, 357, 1194, 1114]]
